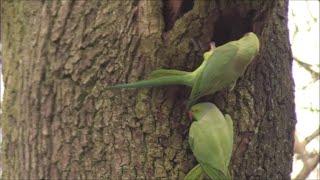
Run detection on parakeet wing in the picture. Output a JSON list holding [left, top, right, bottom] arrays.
[[200, 106, 233, 169], [189, 121, 226, 176], [149, 69, 191, 78], [224, 114, 234, 166], [106, 70, 194, 89], [184, 164, 204, 180], [189, 44, 239, 105], [201, 163, 228, 180]]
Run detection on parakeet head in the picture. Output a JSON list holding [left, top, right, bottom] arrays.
[[231, 32, 260, 73], [189, 102, 218, 121], [239, 32, 260, 55]]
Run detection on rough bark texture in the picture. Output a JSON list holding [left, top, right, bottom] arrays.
[[1, 0, 295, 179]]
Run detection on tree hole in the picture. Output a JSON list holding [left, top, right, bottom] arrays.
[[163, 0, 195, 32], [212, 8, 256, 46]]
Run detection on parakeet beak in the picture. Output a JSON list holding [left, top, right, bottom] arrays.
[[188, 111, 193, 120]]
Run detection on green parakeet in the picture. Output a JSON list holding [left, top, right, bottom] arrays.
[[106, 32, 259, 106], [186, 102, 234, 180]]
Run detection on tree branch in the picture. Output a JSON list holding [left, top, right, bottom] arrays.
[[304, 128, 320, 145], [293, 56, 320, 82], [295, 153, 320, 180], [294, 129, 320, 179]]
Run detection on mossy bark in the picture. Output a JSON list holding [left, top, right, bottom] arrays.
[[1, 0, 295, 179]]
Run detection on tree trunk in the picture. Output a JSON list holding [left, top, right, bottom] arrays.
[[1, 0, 295, 179]]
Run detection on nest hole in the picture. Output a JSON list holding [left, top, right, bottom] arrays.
[[212, 8, 256, 46]]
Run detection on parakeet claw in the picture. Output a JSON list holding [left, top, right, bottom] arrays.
[[210, 41, 216, 50]]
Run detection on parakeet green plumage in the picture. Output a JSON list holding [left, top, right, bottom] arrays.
[[184, 164, 204, 180], [106, 32, 259, 106], [187, 102, 234, 180]]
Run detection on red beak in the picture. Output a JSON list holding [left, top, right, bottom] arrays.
[[188, 111, 193, 120]]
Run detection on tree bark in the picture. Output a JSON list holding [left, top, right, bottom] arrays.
[[1, 0, 295, 179]]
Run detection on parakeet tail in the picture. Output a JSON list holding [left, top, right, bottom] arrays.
[[106, 70, 194, 89], [149, 69, 190, 78]]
